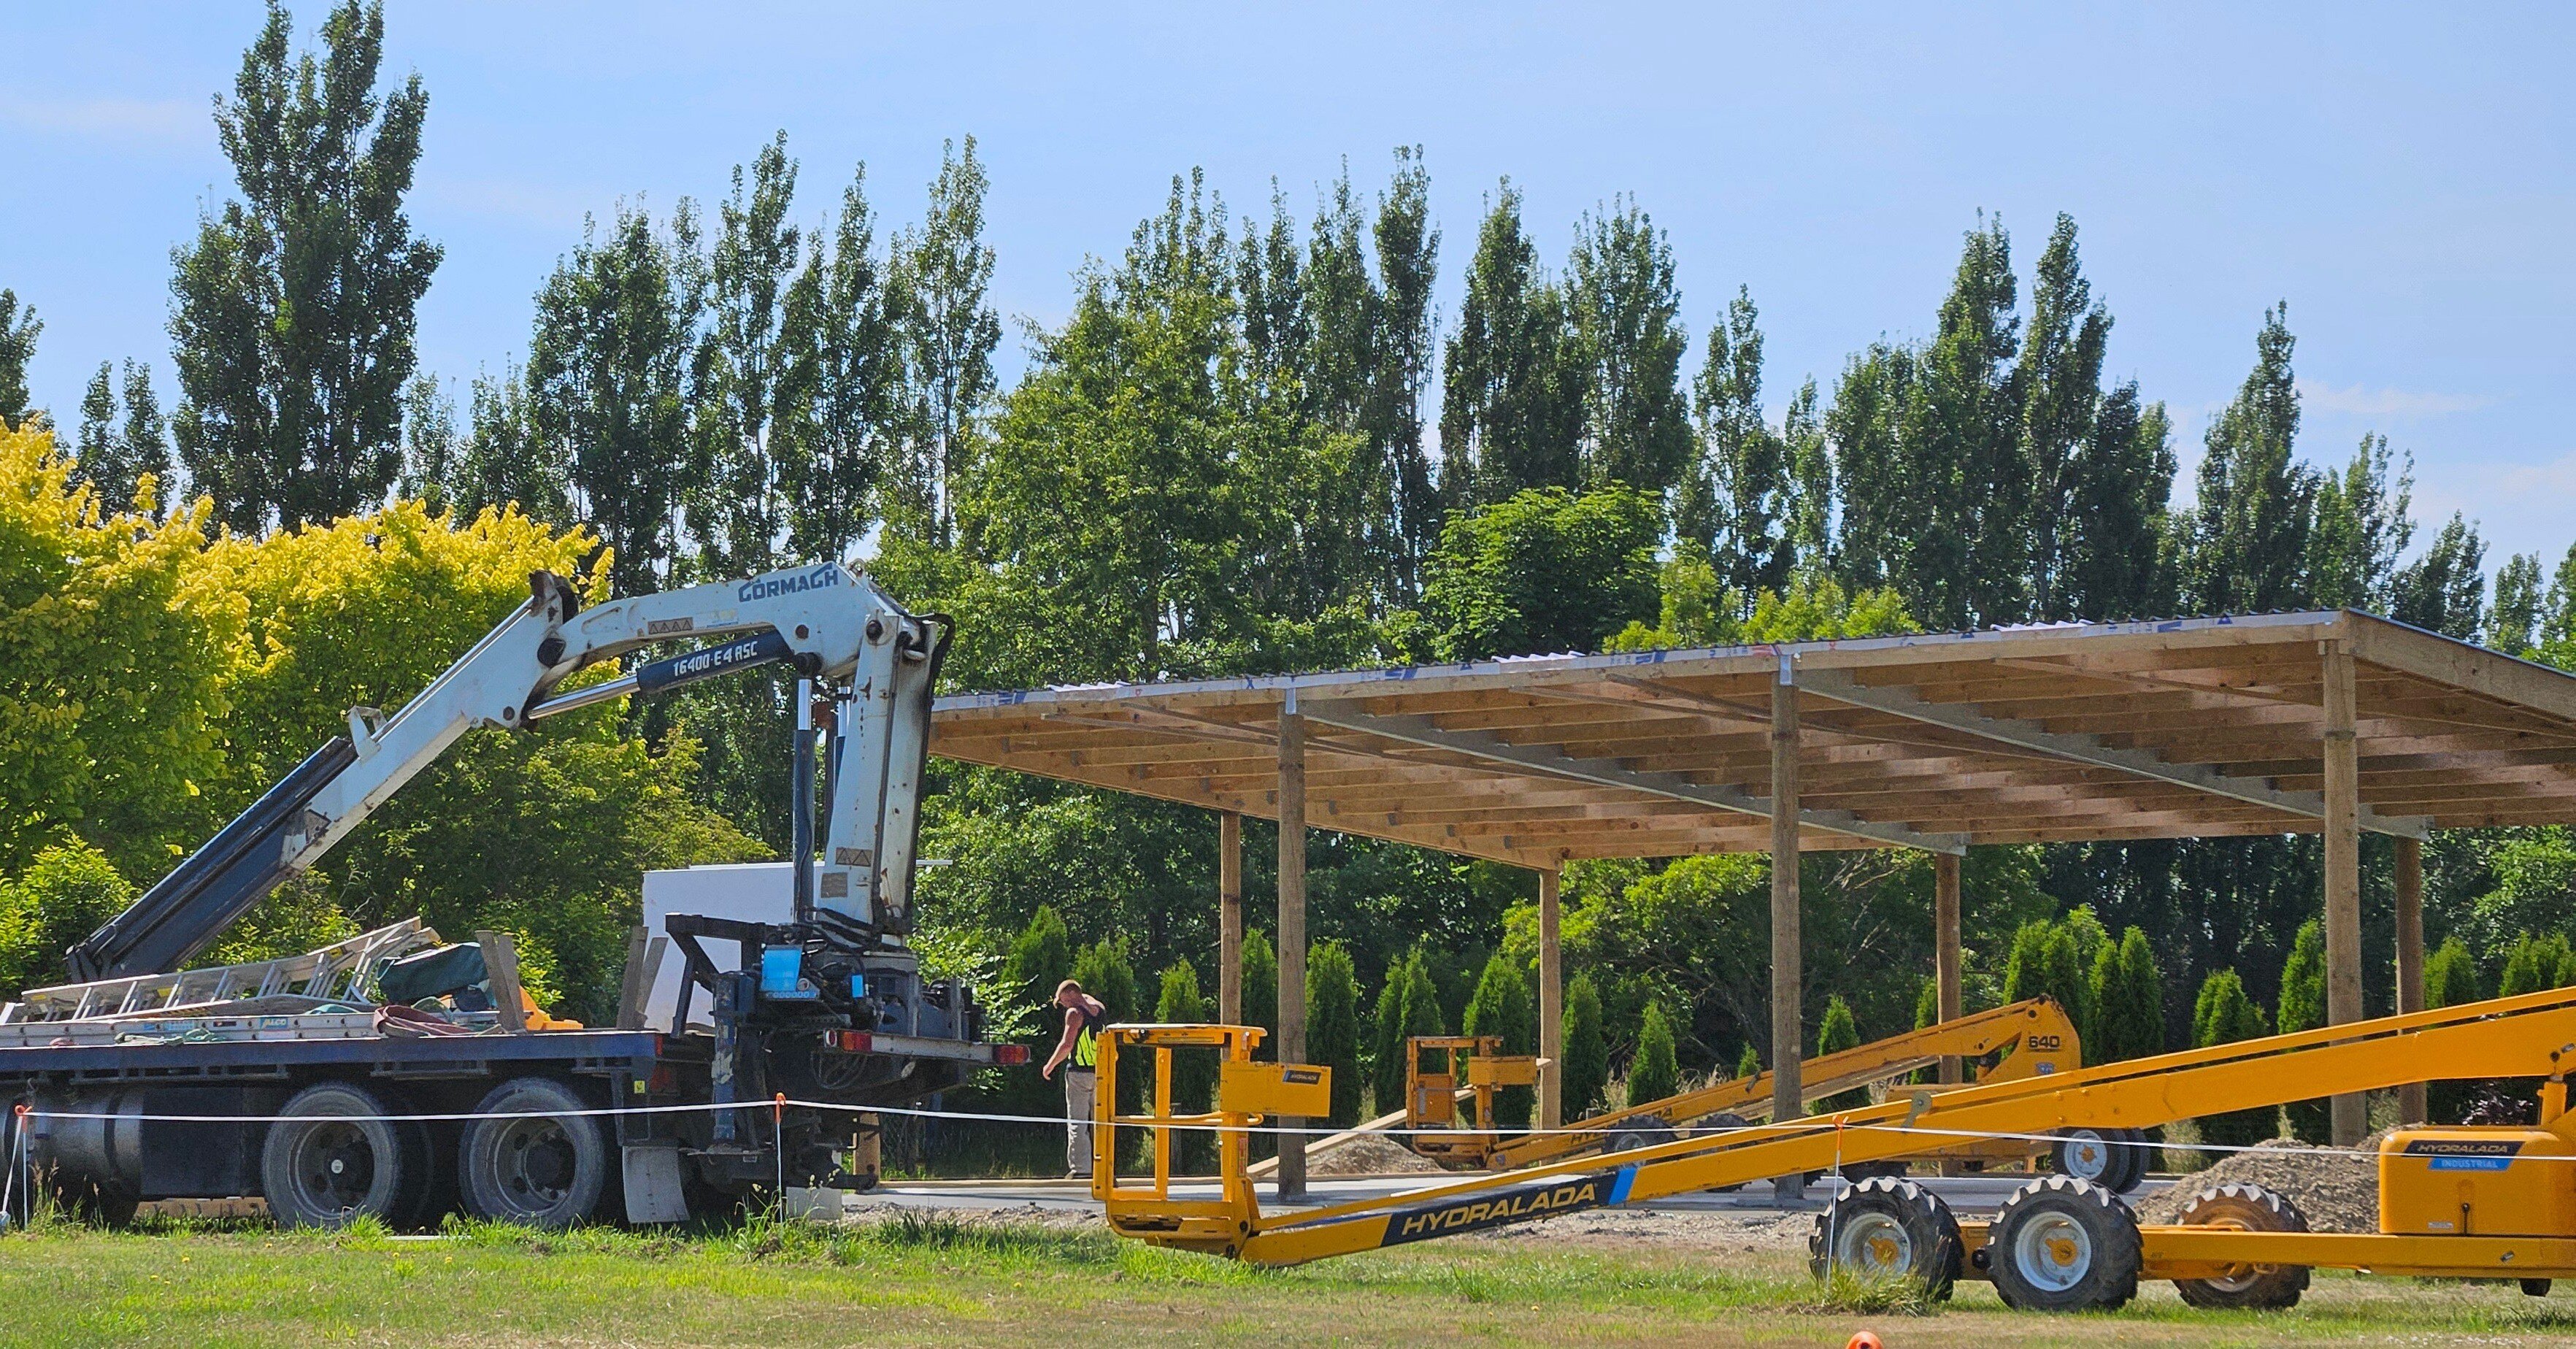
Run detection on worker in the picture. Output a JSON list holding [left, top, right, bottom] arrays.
[[1041, 978, 1109, 1178]]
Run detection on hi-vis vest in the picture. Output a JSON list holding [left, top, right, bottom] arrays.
[[1072, 1000, 1103, 1069]]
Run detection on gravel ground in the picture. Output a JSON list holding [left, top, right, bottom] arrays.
[[2134, 1134, 2385, 1234], [1307, 1133, 1447, 1177], [1473, 1205, 1818, 1253]]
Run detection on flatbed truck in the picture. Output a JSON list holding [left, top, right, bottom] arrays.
[[1, 562, 1016, 1229]]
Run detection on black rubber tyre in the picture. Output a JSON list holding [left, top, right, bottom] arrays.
[[1808, 1175, 1963, 1299], [458, 1077, 610, 1229], [1602, 1114, 1677, 1156], [1688, 1112, 1753, 1192], [2053, 1126, 2147, 1194], [259, 1081, 431, 1230], [2169, 1183, 2312, 1310], [1987, 1175, 2142, 1312]]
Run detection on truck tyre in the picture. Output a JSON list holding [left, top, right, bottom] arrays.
[[1987, 1175, 2141, 1311], [2053, 1127, 2146, 1194], [1809, 1175, 1962, 1299], [2169, 1183, 2311, 1310], [260, 1082, 429, 1229], [458, 1077, 609, 1229], [1603, 1115, 1676, 1156]]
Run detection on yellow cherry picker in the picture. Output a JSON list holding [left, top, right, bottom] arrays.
[[1092, 985, 2576, 1313]]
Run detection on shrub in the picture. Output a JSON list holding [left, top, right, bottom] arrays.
[[1815, 994, 1870, 1112], [1462, 951, 1536, 1127], [2191, 969, 2277, 1150], [2276, 920, 2330, 1143], [1561, 973, 1609, 1119], [1306, 942, 1363, 1127], [1628, 1002, 1679, 1109]]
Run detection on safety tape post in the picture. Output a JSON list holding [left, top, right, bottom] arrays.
[[773, 1093, 788, 1202]]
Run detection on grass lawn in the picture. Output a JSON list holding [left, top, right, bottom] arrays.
[[8, 1215, 2576, 1348]]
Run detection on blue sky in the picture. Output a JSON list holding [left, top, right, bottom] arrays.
[[4, 2, 2571, 568]]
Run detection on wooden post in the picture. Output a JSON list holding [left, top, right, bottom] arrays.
[[477, 929, 528, 1034], [1218, 812, 1244, 1025], [1276, 704, 1309, 1199], [1538, 866, 1563, 1130], [1769, 664, 1804, 1204], [2323, 641, 2367, 1145], [1935, 852, 1964, 1085], [2396, 834, 2427, 1125]]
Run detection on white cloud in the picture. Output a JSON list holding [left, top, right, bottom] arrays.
[[2410, 450, 2576, 561], [2295, 379, 2490, 418], [0, 94, 204, 145]]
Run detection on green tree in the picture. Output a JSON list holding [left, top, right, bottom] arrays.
[[2058, 382, 2177, 620], [1463, 950, 1537, 1126], [2537, 544, 2576, 666], [2191, 969, 2277, 1150], [1242, 928, 1279, 1059], [1566, 197, 1689, 495], [2100, 926, 2165, 1061], [2304, 433, 2412, 611], [1440, 180, 1584, 504], [1736, 1042, 1762, 1080], [2017, 215, 2112, 621], [1815, 994, 1871, 1112], [1627, 1000, 1679, 1109], [2425, 936, 2484, 1123], [691, 131, 803, 577], [2494, 553, 2545, 657], [0, 288, 36, 429], [169, 0, 442, 534], [1561, 972, 1609, 1119], [891, 136, 1001, 547], [1676, 288, 1825, 600], [1155, 958, 1215, 1169], [2499, 934, 2573, 999], [1307, 941, 1364, 1127], [2002, 918, 2088, 1034], [2183, 304, 2314, 614], [1072, 939, 1139, 1026], [1418, 485, 1661, 660], [1366, 147, 1442, 599], [776, 161, 900, 564], [1005, 904, 1074, 1015], [0, 840, 137, 996], [70, 361, 170, 515], [525, 200, 702, 597], [2391, 512, 2488, 640], [2276, 919, 2330, 1143], [1371, 950, 1442, 1110]]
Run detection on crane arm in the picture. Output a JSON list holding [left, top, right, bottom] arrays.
[[68, 561, 934, 982]]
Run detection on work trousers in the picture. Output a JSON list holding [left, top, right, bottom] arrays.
[[1064, 1069, 1096, 1177]]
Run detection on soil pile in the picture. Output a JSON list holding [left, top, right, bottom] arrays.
[[1307, 1132, 1447, 1176], [2135, 1133, 2385, 1234]]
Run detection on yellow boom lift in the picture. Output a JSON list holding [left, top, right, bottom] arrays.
[[1093, 985, 2576, 1313], [1400, 998, 2139, 1188]]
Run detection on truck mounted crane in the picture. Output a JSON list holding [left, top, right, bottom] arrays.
[[2, 561, 1016, 1230]]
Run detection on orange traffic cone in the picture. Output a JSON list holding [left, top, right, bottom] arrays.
[[1845, 1333, 1883, 1349]]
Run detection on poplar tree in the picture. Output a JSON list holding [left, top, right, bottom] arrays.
[[1680, 287, 1818, 599], [776, 163, 900, 564], [169, 0, 441, 533], [2391, 512, 2488, 639], [2057, 383, 2176, 620], [2017, 216, 2112, 619], [695, 132, 802, 577], [1441, 181, 1584, 504], [70, 361, 170, 513], [2493, 553, 2545, 656], [0, 289, 36, 429], [1367, 147, 1442, 598], [892, 137, 1000, 546], [525, 201, 702, 596], [2304, 433, 2412, 610], [2184, 304, 2313, 614], [1567, 197, 1689, 495]]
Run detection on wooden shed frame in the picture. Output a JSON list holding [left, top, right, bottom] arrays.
[[934, 610, 2576, 1191]]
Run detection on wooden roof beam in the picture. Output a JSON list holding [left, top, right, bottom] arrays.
[[1297, 697, 1966, 855], [1795, 666, 2431, 839]]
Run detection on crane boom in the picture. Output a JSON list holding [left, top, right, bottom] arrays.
[[67, 561, 943, 982]]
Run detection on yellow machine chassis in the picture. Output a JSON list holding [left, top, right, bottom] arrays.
[[1095, 985, 2576, 1281], [1402, 999, 2082, 1173]]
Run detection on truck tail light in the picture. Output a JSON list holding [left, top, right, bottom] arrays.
[[832, 1031, 874, 1053], [994, 1044, 1030, 1066]]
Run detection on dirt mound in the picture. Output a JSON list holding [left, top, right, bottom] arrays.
[[1307, 1131, 1447, 1176], [2134, 1132, 2385, 1234]]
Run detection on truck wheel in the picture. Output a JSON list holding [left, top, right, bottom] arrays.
[[2053, 1127, 2146, 1194], [458, 1077, 608, 1229], [1809, 1175, 1962, 1299], [1604, 1115, 1676, 1156], [1988, 1175, 2142, 1312], [261, 1082, 429, 1229], [2170, 1183, 2311, 1310]]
